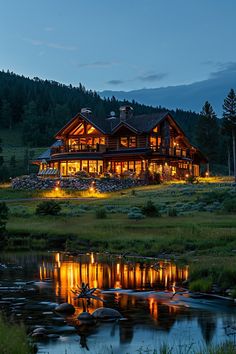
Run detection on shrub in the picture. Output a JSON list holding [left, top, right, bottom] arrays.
[[168, 207, 178, 217], [153, 172, 161, 184], [0, 202, 9, 234], [199, 190, 226, 204], [189, 278, 213, 293], [95, 207, 107, 219], [185, 175, 197, 184], [35, 200, 61, 216], [75, 170, 90, 179], [142, 200, 160, 217], [10, 206, 31, 217], [0, 316, 34, 354], [128, 212, 145, 220], [223, 198, 236, 212], [128, 207, 145, 220]]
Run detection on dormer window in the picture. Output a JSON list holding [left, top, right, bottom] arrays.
[[120, 136, 137, 148]]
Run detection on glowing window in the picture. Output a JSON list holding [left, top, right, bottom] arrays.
[[129, 136, 136, 148], [70, 122, 85, 135], [87, 124, 100, 135], [120, 137, 128, 147], [150, 136, 156, 147]]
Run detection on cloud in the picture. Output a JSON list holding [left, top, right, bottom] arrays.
[[23, 38, 78, 51], [201, 60, 215, 66], [106, 71, 168, 86], [106, 79, 124, 85], [209, 62, 236, 79], [137, 73, 168, 82], [77, 61, 119, 69]]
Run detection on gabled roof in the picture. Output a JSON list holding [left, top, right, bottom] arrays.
[[34, 140, 63, 161], [55, 112, 108, 138], [54, 110, 172, 137]]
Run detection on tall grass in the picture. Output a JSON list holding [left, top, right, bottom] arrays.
[[0, 316, 33, 354]]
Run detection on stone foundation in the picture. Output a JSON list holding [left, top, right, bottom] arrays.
[[11, 175, 146, 192]]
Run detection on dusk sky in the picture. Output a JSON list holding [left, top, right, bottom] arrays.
[[1, 0, 236, 91]]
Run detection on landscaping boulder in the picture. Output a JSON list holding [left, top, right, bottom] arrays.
[[92, 307, 122, 320], [77, 311, 95, 323], [54, 303, 75, 314]]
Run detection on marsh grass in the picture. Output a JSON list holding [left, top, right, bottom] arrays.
[[0, 316, 33, 354], [3, 180, 236, 291]]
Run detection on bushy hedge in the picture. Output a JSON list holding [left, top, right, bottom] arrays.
[[128, 207, 145, 220], [35, 200, 61, 216], [95, 207, 107, 219], [142, 200, 160, 217]]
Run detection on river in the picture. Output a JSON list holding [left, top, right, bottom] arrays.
[[0, 252, 235, 354]]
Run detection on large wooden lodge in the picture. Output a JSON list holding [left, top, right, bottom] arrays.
[[34, 106, 207, 180]]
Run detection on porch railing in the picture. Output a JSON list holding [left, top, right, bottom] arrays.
[[151, 146, 191, 158], [51, 144, 106, 154]]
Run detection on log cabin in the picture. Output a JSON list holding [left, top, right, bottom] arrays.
[[33, 106, 207, 180]]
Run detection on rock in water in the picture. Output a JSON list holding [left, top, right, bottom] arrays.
[[54, 303, 75, 314], [32, 327, 48, 335], [77, 311, 95, 323], [92, 307, 122, 320]]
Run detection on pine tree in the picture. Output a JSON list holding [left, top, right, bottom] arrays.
[[223, 89, 236, 182], [10, 155, 16, 168], [0, 99, 12, 129], [195, 101, 219, 165]]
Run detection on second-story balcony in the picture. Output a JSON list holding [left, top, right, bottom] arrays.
[[51, 144, 106, 155], [151, 145, 191, 159]]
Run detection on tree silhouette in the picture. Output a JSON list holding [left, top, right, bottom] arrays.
[[223, 89, 236, 181]]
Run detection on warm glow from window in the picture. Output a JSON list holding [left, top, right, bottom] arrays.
[[120, 137, 128, 147], [120, 136, 136, 148], [70, 122, 85, 135], [87, 124, 100, 135]]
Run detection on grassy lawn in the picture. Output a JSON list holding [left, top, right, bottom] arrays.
[[2, 178, 236, 292]]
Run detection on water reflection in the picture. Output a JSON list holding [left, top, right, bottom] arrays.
[[1, 252, 236, 354], [38, 252, 189, 316]]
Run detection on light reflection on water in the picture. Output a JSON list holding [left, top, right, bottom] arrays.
[[38, 252, 189, 315], [1, 252, 236, 354]]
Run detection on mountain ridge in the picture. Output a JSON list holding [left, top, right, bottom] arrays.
[[100, 67, 236, 116]]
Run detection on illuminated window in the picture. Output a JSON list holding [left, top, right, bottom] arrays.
[[120, 136, 136, 148], [82, 160, 88, 172], [123, 162, 128, 172], [150, 136, 156, 148], [129, 161, 134, 172], [135, 161, 142, 174], [89, 160, 97, 173], [98, 161, 103, 174], [87, 124, 100, 135], [87, 137, 93, 145], [152, 126, 159, 133], [60, 162, 66, 176], [129, 136, 136, 148], [120, 137, 128, 147], [70, 122, 85, 135]]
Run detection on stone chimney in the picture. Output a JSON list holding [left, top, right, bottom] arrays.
[[81, 107, 92, 114], [119, 106, 133, 121]]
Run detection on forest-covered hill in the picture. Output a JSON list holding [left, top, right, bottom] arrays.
[[0, 70, 201, 146], [0, 70, 230, 180]]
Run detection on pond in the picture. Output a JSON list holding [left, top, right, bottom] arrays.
[[0, 252, 236, 354]]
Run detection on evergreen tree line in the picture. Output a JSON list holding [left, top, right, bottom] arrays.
[[0, 70, 235, 178], [0, 70, 199, 146]]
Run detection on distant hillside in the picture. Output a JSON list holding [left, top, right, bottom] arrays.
[[0, 70, 201, 146], [101, 66, 236, 116]]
